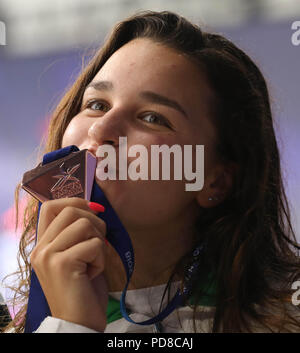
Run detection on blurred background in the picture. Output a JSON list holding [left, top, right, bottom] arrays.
[[0, 0, 300, 306]]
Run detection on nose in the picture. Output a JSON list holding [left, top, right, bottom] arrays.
[[87, 109, 127, 150]]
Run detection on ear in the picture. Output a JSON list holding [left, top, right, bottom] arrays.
[[196, 162, 237, 208]]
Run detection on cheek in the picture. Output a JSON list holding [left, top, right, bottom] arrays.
[[61, 117, 90, 148]]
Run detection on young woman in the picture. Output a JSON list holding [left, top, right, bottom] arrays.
[[4, 10, 300, 333]]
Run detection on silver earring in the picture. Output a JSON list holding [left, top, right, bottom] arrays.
[[208, 196, 219, 201]]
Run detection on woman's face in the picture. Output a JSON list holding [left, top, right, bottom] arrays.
[[62, 38, 219, 232]]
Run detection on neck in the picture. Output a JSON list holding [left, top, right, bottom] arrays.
[[103, 221, 195, 292]]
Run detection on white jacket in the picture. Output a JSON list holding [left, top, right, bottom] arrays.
[[33, 281, 300, 333], [35, 282, 215, 333]]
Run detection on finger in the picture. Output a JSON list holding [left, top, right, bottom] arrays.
[[63, 237, 106, 280], [48, 218, 105, 253], [38, 199, 106, 244], [38, 206, 106, 246], [37, 198, 91, 239]]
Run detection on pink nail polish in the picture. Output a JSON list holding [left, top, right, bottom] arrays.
[[88, 202, 105, 213]]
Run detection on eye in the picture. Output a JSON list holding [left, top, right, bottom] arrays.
[[84, 99, 110, 112], [140, 112, 171, 128]]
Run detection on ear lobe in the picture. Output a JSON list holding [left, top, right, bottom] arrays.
[[195, 162, 237, 208]]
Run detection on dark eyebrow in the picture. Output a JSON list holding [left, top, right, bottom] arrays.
[[85, 81, 188, 118], [86, 80, 113, 91], [139, 91, 188, 119]]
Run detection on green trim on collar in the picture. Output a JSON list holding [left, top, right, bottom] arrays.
[[106, 275, 217, 324], [106, 296, 126, 324], [187, 270, 217, 307]]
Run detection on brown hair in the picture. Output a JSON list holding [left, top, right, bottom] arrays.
[[4, 10, 300, 332]]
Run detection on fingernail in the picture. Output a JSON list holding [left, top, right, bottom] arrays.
[[104, 238, 109, 246], [88, 202, 105, 213]]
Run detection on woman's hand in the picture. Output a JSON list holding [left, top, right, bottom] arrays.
[[30, 197, 108, 332]]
